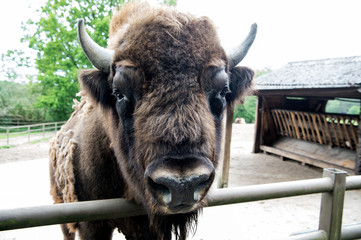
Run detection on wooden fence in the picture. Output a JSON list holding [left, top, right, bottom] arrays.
[[0, 121, 66, 146], [0, 168, 360, 239], [271, 109, 359, 150]]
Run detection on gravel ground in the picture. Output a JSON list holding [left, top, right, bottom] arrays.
[[0, 141, 50, 164], [0, 124, 360, 240]]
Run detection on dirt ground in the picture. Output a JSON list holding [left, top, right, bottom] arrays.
[[0, 124, 360, 240], [0, 141, 50, 164]]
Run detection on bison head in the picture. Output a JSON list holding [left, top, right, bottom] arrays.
[[77, 2, 256, 237]]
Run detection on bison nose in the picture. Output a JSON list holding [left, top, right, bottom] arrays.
[[145, 155, 215, 212]]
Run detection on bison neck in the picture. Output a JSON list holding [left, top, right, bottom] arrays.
[[67, 105, 126, 201]]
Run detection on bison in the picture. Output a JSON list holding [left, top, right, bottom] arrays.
[[49, 2, 257, 240]]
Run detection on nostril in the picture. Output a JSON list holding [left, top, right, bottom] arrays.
[[145, 155, 215, 210], [195, 174, 211, 184], [194, 173, 214, 201], [147, 177, 172, 204]]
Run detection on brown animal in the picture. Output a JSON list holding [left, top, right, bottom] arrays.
[[49, 2, 256, 240]]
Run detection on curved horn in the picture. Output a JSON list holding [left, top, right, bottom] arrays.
[[227, 23, 257, 69], [77, 19, 114, 73]]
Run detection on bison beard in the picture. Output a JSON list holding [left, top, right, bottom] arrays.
[[110, 211, 199, 240], [150, 212, 200, 240], [49, 2, 256, 240]]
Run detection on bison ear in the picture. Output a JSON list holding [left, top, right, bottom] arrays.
[[79, 69, 114, 108], [226, 66, 254, 105]]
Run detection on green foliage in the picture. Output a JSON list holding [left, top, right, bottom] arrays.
[[2, 0, 175, 122], [0, 145, 16, 149], [347, 105, 360, 115], [326, 99, 360, 115], [21, 0, 174, 121], [231, 69, 270, 124], [1, 49, 34, 81], [231, 68, 271, 124], [20, 0, 126, 121], [0, 81, 47, 123], [233, 96, 257, 123], [163, 0, 177, 6]]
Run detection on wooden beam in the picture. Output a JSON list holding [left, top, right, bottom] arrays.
[[253, 96, 263, 153], [220, 104, 234, 188], [260, 145, 354, 173], [356, 113, 361, 174], [259, 137, 356, 174], [256, 87, 361, 99]]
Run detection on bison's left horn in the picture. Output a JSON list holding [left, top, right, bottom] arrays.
[[227, 23, 257, 69], [77, 19, 114, 73]]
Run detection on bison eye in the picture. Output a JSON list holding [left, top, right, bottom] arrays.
[[208, 90, 227, 117], [112, 91, 124, 101], [220, 85, 231, 98]]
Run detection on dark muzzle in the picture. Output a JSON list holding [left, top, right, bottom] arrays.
[[145, 155, 215, 214]]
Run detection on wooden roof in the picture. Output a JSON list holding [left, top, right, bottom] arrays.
[[255, 56, 361, 90]]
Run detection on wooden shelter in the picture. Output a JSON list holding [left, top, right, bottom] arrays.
[[253, 56, 361, 174]]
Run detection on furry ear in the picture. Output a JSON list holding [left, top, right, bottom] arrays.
[[79, 69, 114, 108], [226, 66, 254, 105]]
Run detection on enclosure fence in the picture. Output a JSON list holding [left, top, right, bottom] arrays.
[[0, 121, 66, 146], [0, 168, 360, 239], [271, 109, 359, 150]]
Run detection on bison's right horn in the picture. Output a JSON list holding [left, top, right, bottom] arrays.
[[77, 19, 114, 73], [227, 23, 257, 69]]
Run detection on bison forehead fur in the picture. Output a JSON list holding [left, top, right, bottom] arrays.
[[110, 5, 224, 76], [49, 2, 255, 240]]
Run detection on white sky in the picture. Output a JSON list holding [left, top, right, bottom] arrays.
[[1, 0, 361, 70]]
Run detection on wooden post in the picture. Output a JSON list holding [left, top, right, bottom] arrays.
[[28, 126, 30, 143], [220, 104, 234, 188], [356, 113, 361, 174], [217, 113, 227, 188], [6, 128, 10, 146], [253, 96, 262, 153]]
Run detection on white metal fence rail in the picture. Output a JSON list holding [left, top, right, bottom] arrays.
[[0, 121, 66, 146], [0, 168, 360, 239]]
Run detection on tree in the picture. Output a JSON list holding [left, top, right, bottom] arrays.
[[326, 99, 360, 115], [0, 81, 45, 123], [21, 0, 178, 121], [1, 49, 35, 82], [2, 0, 177, 122], [347, 105, 360, 115], [233, 96, 257, 123], [163, 0, 177, 6], [232, 68, 271, 123], [19, 0, 126, 121]]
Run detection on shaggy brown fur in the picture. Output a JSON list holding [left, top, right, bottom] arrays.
[[50, 2, 254, 240]]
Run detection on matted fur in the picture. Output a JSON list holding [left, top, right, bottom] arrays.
[[49, 130, 78, 232], [49, 94, 95, 233], [49, 129, 78, 203]]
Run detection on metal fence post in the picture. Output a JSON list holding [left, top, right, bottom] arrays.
[[318, 168, 347, 240]]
